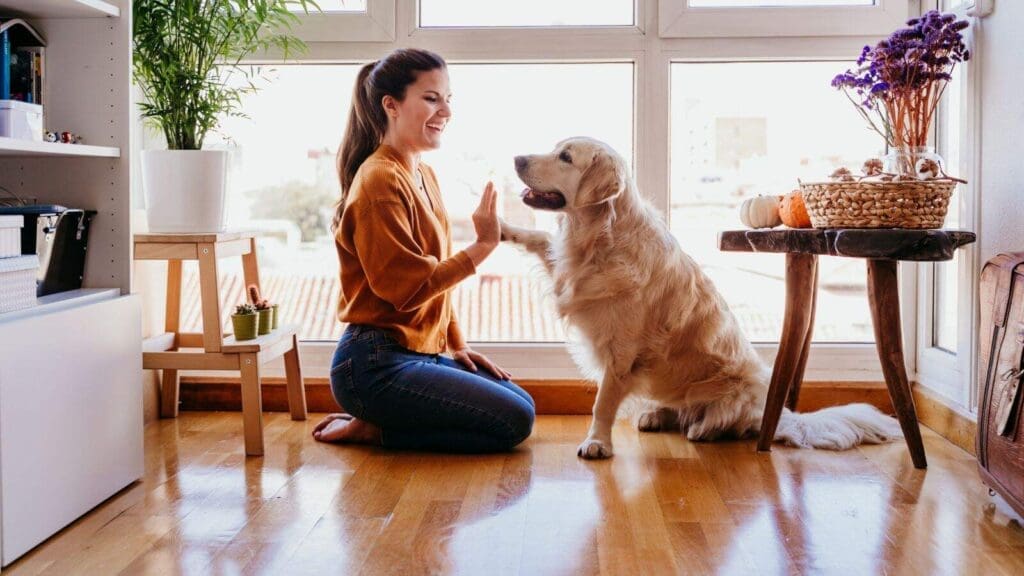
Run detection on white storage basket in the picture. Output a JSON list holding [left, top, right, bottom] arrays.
[[0, 254, 38, 314], [0, 215, 22, 258]]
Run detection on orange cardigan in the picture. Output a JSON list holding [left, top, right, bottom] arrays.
[[335, 145, 475, 354]]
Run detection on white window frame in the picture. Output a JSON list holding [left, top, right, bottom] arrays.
[[240, 0, 931, 381], [291, 0, 396, 42], [913, 0, 989, 412], [658, 0, 912, 38]]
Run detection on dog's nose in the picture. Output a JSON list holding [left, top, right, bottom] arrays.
[[514, 156, 527, 171]]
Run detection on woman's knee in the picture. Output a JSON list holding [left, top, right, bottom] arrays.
[[500, 396, 536, 448]]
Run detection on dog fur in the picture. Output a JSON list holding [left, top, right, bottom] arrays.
[[502, 137, 903, 459]]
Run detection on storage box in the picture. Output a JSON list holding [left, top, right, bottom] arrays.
[[0, 215, 22, 258], [0, 99, 43, 142], [0, 255, 38, 313]]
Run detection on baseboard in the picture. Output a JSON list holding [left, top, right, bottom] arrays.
[[175, 377, 976, 451], [912, 385, 976, 455], [177, 377, 895, 416]]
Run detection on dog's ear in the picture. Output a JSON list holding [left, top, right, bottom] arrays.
[[576, 151, 626, 208]]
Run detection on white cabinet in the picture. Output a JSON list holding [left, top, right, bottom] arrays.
[[0, 0, 137, 566], [0, 292, 142, 566]]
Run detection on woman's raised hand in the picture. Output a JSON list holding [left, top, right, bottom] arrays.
[[472, 181, 500, 247]]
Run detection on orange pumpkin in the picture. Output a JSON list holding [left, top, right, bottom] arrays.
[[779, 190, 812, 228]]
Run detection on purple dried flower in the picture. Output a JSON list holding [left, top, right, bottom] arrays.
[[831, 10, 970, 150]]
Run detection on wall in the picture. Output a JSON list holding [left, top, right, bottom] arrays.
[[978, 2, 1024, 261]]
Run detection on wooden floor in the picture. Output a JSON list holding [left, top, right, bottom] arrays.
[[6, 413, 1024, 576]]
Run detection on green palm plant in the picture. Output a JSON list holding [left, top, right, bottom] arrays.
[[132, 0, 319, 150]]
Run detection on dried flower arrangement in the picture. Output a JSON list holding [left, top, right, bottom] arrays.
[[831, 10, 970, 178]]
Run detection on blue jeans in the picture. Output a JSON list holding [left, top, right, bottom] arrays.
[[329, 324, 536, 453]]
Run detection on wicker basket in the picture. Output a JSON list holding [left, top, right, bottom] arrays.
[[800, 179, 955, 229]]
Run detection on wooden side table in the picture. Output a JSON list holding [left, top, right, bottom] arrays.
[[134, 232, 307, 456], [719, 228, 976, 469]]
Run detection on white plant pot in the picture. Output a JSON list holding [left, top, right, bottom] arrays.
[[141, 150, 228, 233]]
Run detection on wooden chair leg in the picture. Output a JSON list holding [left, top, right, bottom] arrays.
[[159, 369, 179, 419], [786, 257, 819, 411], [284, 334, 307, 421], [867, 259, 927, 469], [239, 353, 265, 456], [759, 253, 818, 452]]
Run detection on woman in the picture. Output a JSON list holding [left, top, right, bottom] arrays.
[[312, 48, 536, 452]]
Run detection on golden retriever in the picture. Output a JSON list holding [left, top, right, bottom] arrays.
[[501, 137, 902, 459]]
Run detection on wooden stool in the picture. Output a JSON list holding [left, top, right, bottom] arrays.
[[135, 232, 307, 456], [719, 228, 976, 469]]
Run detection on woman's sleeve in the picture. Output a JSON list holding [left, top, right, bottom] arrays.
[[351, 170, 476, 312]]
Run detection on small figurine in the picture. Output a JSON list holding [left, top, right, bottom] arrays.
[[60, 131, 73, 144], [916, 158, 941, 180], [829, 167, 856, 182], [44, 131, 58, 143], [862, 158, 883, 177]]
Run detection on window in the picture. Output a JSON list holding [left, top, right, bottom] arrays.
[[190, 0, 954, 381], [671, 61, 877, 342], [419, 0, 635, 27], [688, 1, 873, 5], [914, 0, 984, 409], [659, 0, 910, 37], [290, 0, 394, 41]]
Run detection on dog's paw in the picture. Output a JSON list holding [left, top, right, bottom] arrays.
[[637, 408, 679, 432], [577, 437, 613, 459]]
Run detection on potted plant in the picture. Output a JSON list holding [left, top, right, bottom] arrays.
[[132, 0, 319, 233], [232, 302, 258, 340], [248, 284, 273, 335]]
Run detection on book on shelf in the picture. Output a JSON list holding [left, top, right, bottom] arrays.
[[0, 18, 45, 106]]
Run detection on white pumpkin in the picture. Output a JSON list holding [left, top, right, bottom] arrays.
[[739, 196, 782, 229]]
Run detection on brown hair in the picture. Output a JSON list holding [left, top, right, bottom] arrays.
[[332, 48, 447, 230]]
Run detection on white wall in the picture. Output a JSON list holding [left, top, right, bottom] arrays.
[[978, 2, 1024, 261]]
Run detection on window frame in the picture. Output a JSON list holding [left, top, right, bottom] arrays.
[[290, 0, 395, 42], [658, 0, 912, 38], [219, 0, 908, 382]]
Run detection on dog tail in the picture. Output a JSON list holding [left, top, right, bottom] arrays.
[[774, 404, 903, 450]]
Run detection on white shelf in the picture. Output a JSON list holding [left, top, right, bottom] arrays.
[[0, 137, 119, 158], [0, 0, 119, 18], [0, 288, 119, 324]]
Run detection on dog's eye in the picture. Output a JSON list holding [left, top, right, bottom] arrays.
[[558, 151, 572, 164]]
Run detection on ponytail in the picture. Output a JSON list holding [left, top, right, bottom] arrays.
[[332, 49, 447, 232]]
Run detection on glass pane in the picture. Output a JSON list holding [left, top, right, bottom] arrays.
[[934, 63, 965, 352], [183, 63, 632, 343], [429, 63, 634, 342], [671, 62, 879, 343], [688, 1, 873, 6], [292, 0, 366, 12], [934, 255, 958, 352], [419, 0, 634, 27]]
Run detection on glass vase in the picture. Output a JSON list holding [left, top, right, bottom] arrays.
[[883, 145, 944, 179]]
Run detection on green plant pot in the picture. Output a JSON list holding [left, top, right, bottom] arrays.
[[231, 313, 258, 341], [271, 304, 279, 329], [257, 308, 272, 335]]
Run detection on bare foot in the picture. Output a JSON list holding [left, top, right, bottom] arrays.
[[312, 413, 382, 445]]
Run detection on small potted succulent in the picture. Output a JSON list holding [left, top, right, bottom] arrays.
[[248, 284, 274, 335], [232, 303, 258, 341]]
